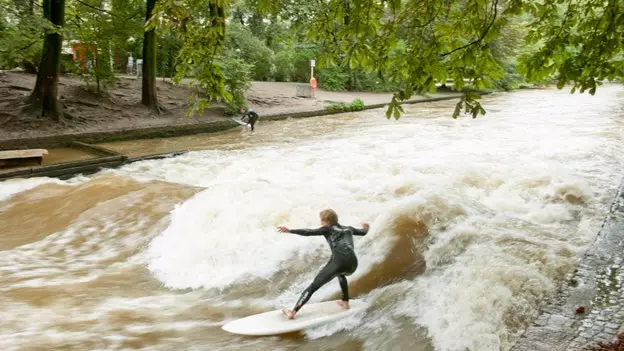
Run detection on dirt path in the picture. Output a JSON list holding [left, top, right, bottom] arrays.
[[0, 72, 456, 142]]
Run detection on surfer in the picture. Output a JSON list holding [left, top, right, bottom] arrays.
[[240, 108, 259, 131], [277, 209, 369, 319]]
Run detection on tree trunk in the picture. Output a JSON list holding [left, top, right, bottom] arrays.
[[29, 0, 65, 121], [141, 0, 159, 112]]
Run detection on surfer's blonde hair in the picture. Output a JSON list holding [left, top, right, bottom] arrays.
[[319, 209, 338, 225]]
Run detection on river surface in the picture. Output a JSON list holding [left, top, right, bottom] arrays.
[[1, 85, 624, 351]]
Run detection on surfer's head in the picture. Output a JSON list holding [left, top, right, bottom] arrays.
[[319, 209, 338, 226]]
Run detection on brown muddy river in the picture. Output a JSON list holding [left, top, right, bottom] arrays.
[[1, 85, 624, 351]]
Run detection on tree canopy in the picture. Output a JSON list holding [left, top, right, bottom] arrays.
[[0, 0, 622, 120]]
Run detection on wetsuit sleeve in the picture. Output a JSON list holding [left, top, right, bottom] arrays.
[[350, 226, 369, 236], [289, 226, 331, 236]]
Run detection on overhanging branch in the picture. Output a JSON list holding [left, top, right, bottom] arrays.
[[74, 0, 118, 18], [439, 0, 499, 57]]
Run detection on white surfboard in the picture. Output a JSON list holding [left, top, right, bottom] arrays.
[[222, 300, 366, 336], [231, 117, 251, 128]]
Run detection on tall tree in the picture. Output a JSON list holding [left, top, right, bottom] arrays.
[[28, 0, 65, 120], [142, 0, 160, 112]]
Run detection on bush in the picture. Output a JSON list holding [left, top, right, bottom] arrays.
[[157, 31, 183, 78], [0, 15, 46, 71], [313, 63, 403, 93], [491, 60, 529, 91], [317, 66, 349, 91], [326, 98, 365, 112], [274, 49, 294, 82], [354, 70, 403, 92], [225, 23, 275, 81], [74, 45, 118, 94], [350, 98, 364, 110], [291, 47, 317, 82]]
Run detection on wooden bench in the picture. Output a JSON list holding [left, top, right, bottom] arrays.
[[0, 149, 48, 168]]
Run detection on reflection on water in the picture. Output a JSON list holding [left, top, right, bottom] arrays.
[[1, 85, 623, 351]]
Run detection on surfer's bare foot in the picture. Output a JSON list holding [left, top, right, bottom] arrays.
[[282, 309, 296, 319], [337, 300, 350, 309]]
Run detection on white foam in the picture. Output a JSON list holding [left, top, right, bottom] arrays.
[[2, 85, 623, 351], [0, 176, 86, 202], [142, 86, 624, 350]]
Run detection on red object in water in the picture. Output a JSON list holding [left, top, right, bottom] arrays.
[[576, 306, 585, 314]]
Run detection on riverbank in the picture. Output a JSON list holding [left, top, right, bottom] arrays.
[[511, 178, 624, 351], [0, 71, 462, 149], [0, 71, 465, 179]]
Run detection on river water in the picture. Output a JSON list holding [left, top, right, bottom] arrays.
[[1, 85, 623, 351]]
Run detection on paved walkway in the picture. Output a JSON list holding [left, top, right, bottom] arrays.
[[511, 179, 624, 350]]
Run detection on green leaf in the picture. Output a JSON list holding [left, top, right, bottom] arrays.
[[452, 100, 462, 119], [393, 107, 401, 120]]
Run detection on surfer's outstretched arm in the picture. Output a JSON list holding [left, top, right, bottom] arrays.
[[351, 223, 370, 236], [277, 226, 330, 236]]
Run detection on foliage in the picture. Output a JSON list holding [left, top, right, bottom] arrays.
[[66, 0, 118, 93], [291, 46, 316, 82], [108, 0, 145, 72], [258, 0, 624, 120], [353, 69, 403, 92], [219, 56, 253, 115], [61, 0, 144, 92], [317, 66, 349, 91], [150, 0, 231, 116], [1, 0, 622, 122], [302, 0, 513, 119], [326, 98, 365, 112], [157, 30, 183, 78], [224, 22, 275, 81], [0, 1, 51, 71], [491, 61, 528, 91], [350, 97, 364, 110], [519, 0, 624, 96], [314, 64, 404, 92], [489, 18, 531, 91], [274, 47, 294, 81]]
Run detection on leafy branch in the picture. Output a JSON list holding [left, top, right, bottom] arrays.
[[439, 0, 500, 57], [0, 40, 40, 54]]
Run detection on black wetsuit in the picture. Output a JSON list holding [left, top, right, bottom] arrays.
[[242, 110, 259, 131], [289, 224, 368, 312]]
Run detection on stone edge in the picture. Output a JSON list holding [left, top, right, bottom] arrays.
[[0, 94, 467, 180], [510, 177, 624, 351]]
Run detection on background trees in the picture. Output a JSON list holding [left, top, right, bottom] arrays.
[[0, 0, 621, 121]]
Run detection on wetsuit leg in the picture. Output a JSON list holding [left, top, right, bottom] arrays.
[[293, 259, 340, 312], [338, 274, 349, 301]]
